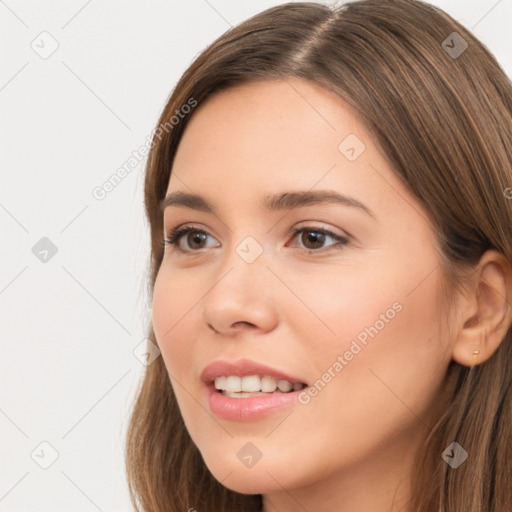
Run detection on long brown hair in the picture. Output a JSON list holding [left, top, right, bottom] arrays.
[[124, 1, 512, 510]]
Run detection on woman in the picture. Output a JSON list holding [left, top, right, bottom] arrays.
[[125, 1, 512, 510]]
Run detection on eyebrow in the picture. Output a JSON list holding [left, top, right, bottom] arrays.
[[160, 190, 376, 219]]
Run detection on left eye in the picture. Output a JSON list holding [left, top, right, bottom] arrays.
[[164, 226, 349, 254], [290, 227, 349, 253]]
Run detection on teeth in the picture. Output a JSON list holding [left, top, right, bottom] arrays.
[[214, 376, 226, 390], [241, 375, 261, 392], [277, 379, 293, 392], [261, 376, 277, 392], [214, 375, 304, 393], [225, 376, 242, 392]]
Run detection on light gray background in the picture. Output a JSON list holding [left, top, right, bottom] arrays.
[[1, 1, 511, 510]]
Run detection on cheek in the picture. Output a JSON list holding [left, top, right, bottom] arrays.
[[291, 261, 447, 430], [152, 269, 195, 377], [297, 250, 445, 362], [284, 262, 405, 366], [152, 268, 208, 438]]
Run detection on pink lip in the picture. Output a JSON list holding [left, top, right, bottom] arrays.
[[201, 358, 308, 422]]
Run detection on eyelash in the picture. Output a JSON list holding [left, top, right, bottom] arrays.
[[163, 224, 349, 255]]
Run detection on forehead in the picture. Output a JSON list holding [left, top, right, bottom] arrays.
[[169, 79, 370, 189]]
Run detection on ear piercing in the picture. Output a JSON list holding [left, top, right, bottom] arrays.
[[472, 349, 480, 359]]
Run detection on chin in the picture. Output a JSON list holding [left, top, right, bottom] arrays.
[[201, 455, 289, 495], [218, 476, 267, 495]]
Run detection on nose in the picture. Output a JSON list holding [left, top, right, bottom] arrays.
[[201, 246, 279, 336]]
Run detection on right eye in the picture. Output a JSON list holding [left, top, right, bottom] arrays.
[[164, 225, 219, 253]]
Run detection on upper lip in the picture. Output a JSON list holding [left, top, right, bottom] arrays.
[[201, 358, 307, 385]]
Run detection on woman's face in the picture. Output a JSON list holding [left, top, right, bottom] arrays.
[[152, 78, 455, 509]]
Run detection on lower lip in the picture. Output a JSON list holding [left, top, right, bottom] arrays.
[[205, 383, 305, 422]]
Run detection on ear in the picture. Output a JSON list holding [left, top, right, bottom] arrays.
[[452, 249, 512, 367]]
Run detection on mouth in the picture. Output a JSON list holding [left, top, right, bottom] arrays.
[[201, 359, 309, 421], [201, 358, 308, 395]]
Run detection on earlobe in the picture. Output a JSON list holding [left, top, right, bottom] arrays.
[[451, 250, 512, 368]]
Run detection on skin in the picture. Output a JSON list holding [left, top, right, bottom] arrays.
[[152, 78, 512, 512]]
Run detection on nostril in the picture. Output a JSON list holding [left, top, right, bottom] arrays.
[[232, 321, 255, 328]]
